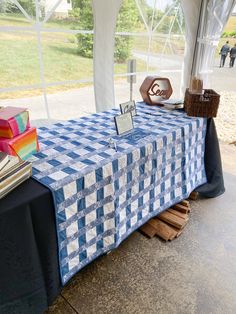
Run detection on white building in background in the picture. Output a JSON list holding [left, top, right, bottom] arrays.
[[44, 0, 72, 18]]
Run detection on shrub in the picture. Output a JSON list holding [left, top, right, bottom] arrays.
[[221, 31, 236, 38], [5, 0, 35, 16], [114, 36, 133, 63], [77, 34, 93, 58]]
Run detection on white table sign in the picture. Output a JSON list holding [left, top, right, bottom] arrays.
[[119, 100, 137, 117], [114, 112, 134, 135]]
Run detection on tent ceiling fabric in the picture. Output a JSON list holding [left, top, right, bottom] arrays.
[[93, 0, 122, 112]]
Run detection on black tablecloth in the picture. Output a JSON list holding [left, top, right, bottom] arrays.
[[0, 118, 225, 314], [0, 180, 61, 314], [195, 118, 225, 197]]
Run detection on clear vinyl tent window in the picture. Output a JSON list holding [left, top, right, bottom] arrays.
[[114, 0, 186, 105], [0, 0, 95, 121]]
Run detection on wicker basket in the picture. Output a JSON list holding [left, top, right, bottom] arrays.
[[184, 89, 220, 118]]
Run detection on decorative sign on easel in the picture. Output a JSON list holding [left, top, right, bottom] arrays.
[[114, 112, 134, 135], [119, 100, 137, 117], [139, 76, 173, 106]]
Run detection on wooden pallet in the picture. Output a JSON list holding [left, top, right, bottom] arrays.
[[188, 191, 198, 201], [139, 199, 192, 241]]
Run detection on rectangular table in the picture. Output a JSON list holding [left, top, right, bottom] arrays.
[[0, 105, 225, 314], [31, 102, 207, 284]]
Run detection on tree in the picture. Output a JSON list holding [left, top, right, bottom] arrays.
[[72, 0, 140, 62]]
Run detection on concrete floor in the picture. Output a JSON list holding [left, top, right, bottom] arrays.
[[46, 143, 236, 314]]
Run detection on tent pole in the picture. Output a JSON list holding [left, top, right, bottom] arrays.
[[190, 0, 207, 78]]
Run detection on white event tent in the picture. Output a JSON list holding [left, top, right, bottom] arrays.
[[93, 0, 235, 112]]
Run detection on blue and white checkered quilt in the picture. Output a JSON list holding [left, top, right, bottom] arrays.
[[31, 102, 207, 284]]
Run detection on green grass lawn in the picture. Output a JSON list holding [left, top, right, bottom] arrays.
[[133, 35, 185, 55], [0, 12, 83, 29], [223, 16, 236, 33], [0, 14, 151, 99], [0, 13, 30, 27], [0, 31, 93, 98], [0, 31, 151, 99]]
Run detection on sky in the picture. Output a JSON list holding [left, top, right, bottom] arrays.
[[145, 0, 173, 12]]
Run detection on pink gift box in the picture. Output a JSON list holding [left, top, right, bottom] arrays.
[[0, 127, 39, 160], [0, 106, 30, 138]]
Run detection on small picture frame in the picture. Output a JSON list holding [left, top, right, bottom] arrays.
[[114, 112, 134, 135], [119, 100, 137, 117]]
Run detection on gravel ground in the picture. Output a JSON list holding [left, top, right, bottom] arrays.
[[215, 91, 236, 144]]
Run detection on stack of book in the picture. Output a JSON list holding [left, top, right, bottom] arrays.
[[158, 99, 184, 109], [0, 151, 32, 199], [0, 106, 39, 160]]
